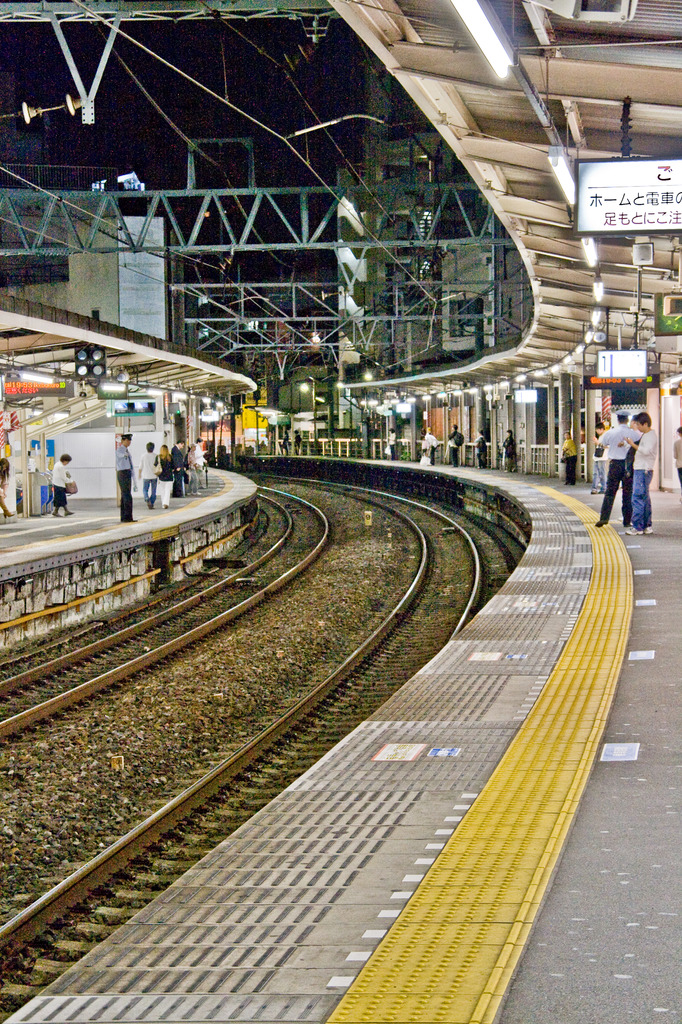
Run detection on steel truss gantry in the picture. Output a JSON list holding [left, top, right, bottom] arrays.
[[0, 178, 531, 369], [0, 183, 495, 257]]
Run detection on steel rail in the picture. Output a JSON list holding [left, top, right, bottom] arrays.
[[0, 487, 439, 952], [0, 493, 328, 739]]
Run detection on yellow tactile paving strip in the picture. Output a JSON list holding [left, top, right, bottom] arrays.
[[327, 491, 632, 1024]]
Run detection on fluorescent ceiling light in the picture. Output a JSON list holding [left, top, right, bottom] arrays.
[[20, 370, 54, 383], [593, 275, 604, 302], [99, 382, 127, 394], [450, 0, 514, 79], [582, 237, 598, 267], [591, 308, 603, 326], [548, 146, 575, 205]]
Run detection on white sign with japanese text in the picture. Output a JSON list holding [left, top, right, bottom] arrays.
[[577, 158, 682, 235]]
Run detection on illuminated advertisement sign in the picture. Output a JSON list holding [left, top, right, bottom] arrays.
[[576, 158, 682, 235], [2, 378, 74, 398]]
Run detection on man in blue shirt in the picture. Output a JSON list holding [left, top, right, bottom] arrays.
[[116, 433, 136, 523], [595, 413, 641, 528]]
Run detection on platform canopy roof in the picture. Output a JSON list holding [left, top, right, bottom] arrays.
[[0, 296, 256, 399], [328, 0, 682, 390]]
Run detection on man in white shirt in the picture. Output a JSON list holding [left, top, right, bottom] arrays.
[[625, 411, 658, 535], [423, 428, 439, 466], [595, 412, 641, 528]]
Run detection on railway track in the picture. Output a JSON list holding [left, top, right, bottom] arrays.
[[0, 492, 327, 737], [0, 483, 521, 1018]]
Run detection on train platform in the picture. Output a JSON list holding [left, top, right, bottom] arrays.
[[0, 470, 257, 646], [4, 466, 680, 1024], [0, 471, 251, 561]]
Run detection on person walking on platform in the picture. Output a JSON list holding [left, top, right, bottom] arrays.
[[116, 434, 137, 523], [595, 412, 641, 528], [448, 425, 464, 467], [294, 430, 302, 456], [561, 431, 578, 485], [0, 458, 15, 518], [591, 421, 608, 494], [52, 454, 75, 517], [157, 444, 173, 508], [625, 411, 658, 535], [674, 425, 682, 503], [138, 441, 159, 510], [171, 441, 185, 498]]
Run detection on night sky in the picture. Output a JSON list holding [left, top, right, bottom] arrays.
[[1, 16, 374, 189]]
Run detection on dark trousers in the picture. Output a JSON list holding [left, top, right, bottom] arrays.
[[450, 447, 459, 467], [117, 469, 133, 521], [564, 454, 577, 484], [172, 468, 184, 498], [599, 460, 633, 525]]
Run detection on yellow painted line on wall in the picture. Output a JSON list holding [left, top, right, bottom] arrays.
[[327, 492, 632, 1024], [0, 569, 160, 632]]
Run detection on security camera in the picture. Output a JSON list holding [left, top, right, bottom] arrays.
[[78, 387, 88, 398]]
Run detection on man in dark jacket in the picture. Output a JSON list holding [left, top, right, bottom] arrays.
[[171, 441, 185, 497]]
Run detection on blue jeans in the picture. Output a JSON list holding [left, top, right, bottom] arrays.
[[142, 477, 158, 507], [632, 469, 653, 532], [592, 460, 607, 492]]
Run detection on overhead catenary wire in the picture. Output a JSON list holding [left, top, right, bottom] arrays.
[[68, 0, 439, 309]]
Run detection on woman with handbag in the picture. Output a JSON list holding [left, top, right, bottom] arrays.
[[157, 444, 174, 509], [139, 441, 160, 509], [52, 454, 75, 517]]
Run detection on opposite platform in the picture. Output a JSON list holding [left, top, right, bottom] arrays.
[[0, 470, 257, 646]]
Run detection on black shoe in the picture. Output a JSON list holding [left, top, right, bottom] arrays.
[[122, 519, 138, 523], [595, 520, 608, 528]]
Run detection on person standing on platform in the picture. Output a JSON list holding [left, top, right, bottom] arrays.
[[170, 441, 185, 498], [139, 441, 159, 510], [423, 427, 439, 465], [503, 429, 517, 472], [116, 434, 137, 523], [595, 412, 641, 528], [674, 426, 682, 503], [388, 428, 397, 460], [157, 444, 173, 508], [448, 425, 464, 466], [294, 430, 302, 456], [186, 444, 200, 495], [561, 431, 578, 485], [591, 421, 608, 494], [52, 454, 74, 517], [475, 432, 487, 469], [194, 438, 206, 487], [626, 411, 658, 535], [0, 457, 15, 518], [280, 429, 290, 455]]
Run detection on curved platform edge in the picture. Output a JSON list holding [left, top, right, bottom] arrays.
[[0, 472, 257, 648], [327, 487, 632, 1024]]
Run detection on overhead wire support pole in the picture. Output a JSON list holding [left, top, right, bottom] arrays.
[[48, 11, 122, 123]]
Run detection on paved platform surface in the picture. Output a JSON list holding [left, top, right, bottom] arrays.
[[0, 470, 256, 572], [3, 467, 680, 1024]]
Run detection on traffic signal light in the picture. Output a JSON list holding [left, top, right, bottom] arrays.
[[74, 344, 106, 382]]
